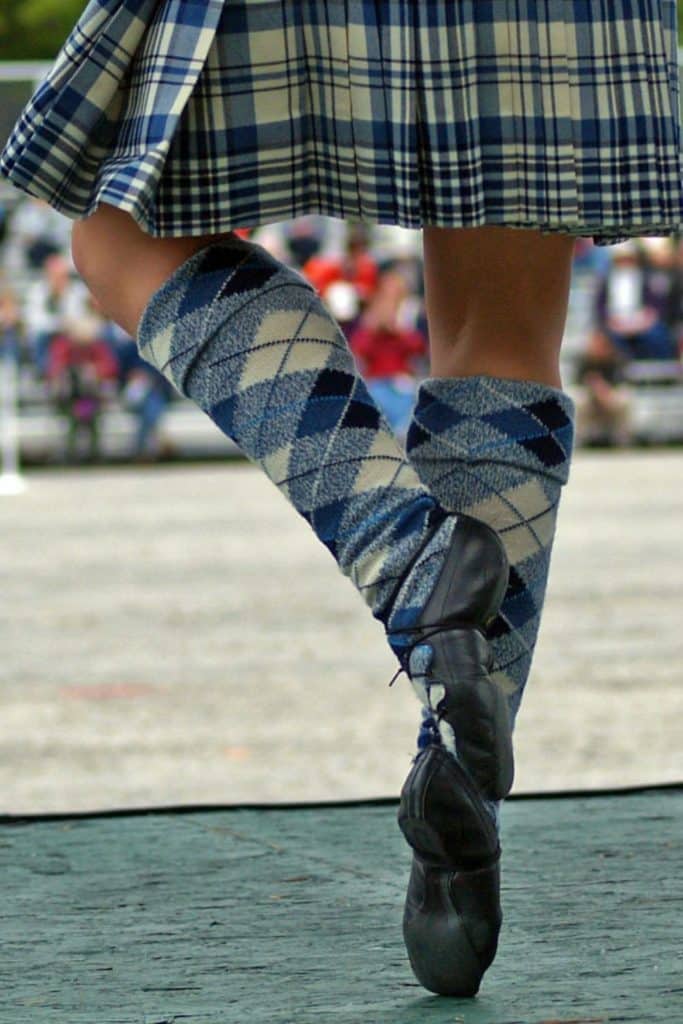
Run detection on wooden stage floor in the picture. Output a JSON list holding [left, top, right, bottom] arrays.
[[2, 786, 680, 1024]]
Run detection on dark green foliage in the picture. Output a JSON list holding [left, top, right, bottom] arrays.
[[0, 1, 681, 61], [0, 0, 85, 60]]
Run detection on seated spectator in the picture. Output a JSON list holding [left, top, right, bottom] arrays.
[[572, 236, 611, 277], [641, 237, 681, 355], [46, 313, 118, 463], [104, 321, 174, 460], [122, 364, 174, 460], [0, 285, 21, 355], [254, 217, 347, 270], [594, 239, 679, 362], [303, 223, 379, 313], [575, 329, 632, 447], [655, 236, 683, 356], [4, 196, 72, 275], [348, 266, 428, 439], [23, 252, 90, 375], [281, 217, 328, 269]]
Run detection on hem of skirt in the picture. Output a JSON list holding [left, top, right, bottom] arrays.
[[80, 195, 683, 247], [3, 174, 681, 246]]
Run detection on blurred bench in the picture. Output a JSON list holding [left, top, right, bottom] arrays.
[[568, 359, 683, 446], [623, 360, 683, 444], [17, 401, 240, 462], [13, 359, 240, 461]]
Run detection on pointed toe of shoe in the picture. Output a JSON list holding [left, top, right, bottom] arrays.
[[398, 745, 503, 997], [403, 854, 502, 998]]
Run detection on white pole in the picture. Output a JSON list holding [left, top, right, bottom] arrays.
[[0, 331, 26, 496]]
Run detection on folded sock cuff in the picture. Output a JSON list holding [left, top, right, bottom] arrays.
[[137, 236, 261, 389], [408, 374, 575, 485]]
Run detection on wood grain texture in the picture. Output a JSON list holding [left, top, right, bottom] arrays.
[[1, 790, 681, 1024]]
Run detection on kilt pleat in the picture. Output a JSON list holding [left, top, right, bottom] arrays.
[[1, 0, 682, 245]]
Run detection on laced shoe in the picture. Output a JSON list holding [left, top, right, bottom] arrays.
[[386, 514, 512, 995]]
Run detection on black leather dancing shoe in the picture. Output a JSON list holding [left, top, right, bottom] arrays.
[[388, 514, 512, 996], [398, 744, 502, 996], [391, 513, 514, 802]]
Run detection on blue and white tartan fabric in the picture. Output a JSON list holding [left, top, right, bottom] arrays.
[[1, 0, 682, 244]]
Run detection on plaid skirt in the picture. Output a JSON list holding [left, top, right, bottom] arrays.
[[1, 0, 682, 245]]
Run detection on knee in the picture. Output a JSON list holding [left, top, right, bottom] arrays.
[[72, 205, 228, 336], [71, 216, 115, 302], [70, 206, 153, 334]]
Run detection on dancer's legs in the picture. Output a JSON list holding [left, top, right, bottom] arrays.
[[73, 209, 572, 789], [410, 226, 576, 734], [75, 207, 559, 998], [73, 206, 512, 802]]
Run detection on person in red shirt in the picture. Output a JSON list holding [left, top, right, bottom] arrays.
[[349, 267, 427, 439], [47, 313, 118, 462], [303, 224, 379, 309]]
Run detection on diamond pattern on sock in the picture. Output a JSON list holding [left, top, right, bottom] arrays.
[[137, 236, 446, 625], [407, 376, 575, 724]]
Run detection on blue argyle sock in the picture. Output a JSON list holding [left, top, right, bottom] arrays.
[[407, 376, 575, 747], [136, 236, 454, 640]]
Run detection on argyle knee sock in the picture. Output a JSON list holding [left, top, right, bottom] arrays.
[[137, 236, 453, 635], [407, 375, 575, 741]]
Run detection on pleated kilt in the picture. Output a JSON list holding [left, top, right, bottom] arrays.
[[1, 0, 682, 245]]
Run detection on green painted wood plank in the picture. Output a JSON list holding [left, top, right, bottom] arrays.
[[1, 791, 681, 1024]]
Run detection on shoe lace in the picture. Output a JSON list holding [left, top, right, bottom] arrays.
[[386, 614, 489, 731], [386, 624, 449, 688], [386, 659, 449, 727], [385, 617, 475, 711]]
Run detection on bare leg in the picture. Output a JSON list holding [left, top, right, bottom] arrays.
[[423, 225, 575, 386], [409, 224, 577, 711], [71, 203, 229, 336]]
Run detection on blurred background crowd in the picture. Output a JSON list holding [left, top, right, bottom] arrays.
[[1, 195, 683, 466]]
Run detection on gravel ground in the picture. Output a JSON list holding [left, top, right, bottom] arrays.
[[1, 451, 682, 814]]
